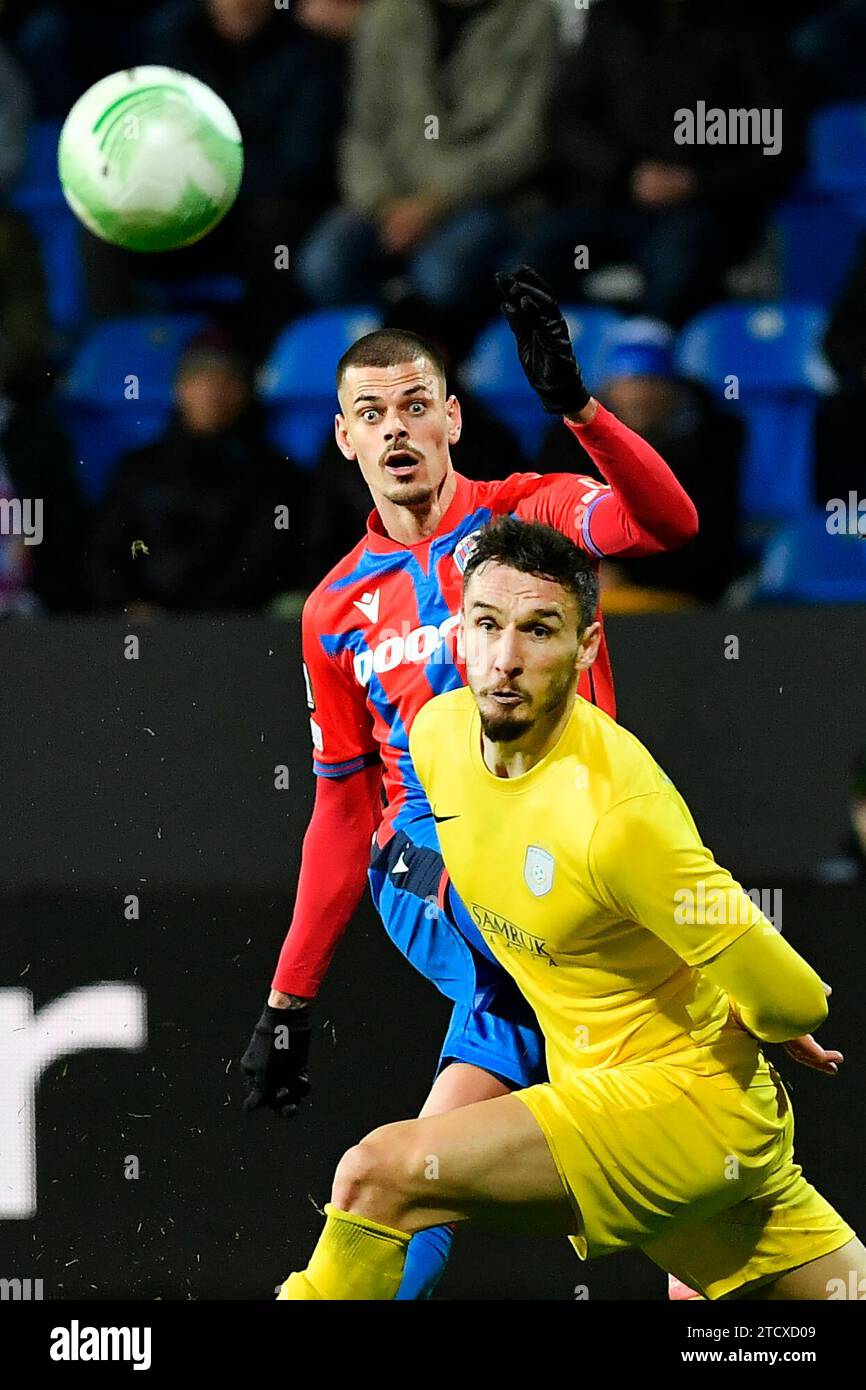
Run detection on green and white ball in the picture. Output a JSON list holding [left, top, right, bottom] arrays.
[[58, 66, 244, 252]]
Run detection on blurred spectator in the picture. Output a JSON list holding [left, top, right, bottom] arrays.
[[538, 319, 742, 606], [88, 337, 309, 611], [294, 0, 368, 43], [0, 352, 89, 613], [815, 232, 866, 505], [515, 0, 803, 326], [0, 37, 50, 388], [792, 0, 866, 104], [82, 0, 350, 359], [296, 0, 557, 356], [9, 2, 154, 116], [304, 333, 526, 581], [816, 747, 866, 884]]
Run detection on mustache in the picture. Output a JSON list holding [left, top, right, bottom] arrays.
[[381, 445, 423, 465]]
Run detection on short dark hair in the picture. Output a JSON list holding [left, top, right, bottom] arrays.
[[336, 329, 447, 397], [462, 515, 599, 633]]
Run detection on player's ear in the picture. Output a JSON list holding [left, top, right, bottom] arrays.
[[335, 413, 357, 461], [576, 620, 601, 671], [446, 394, 462, 446]]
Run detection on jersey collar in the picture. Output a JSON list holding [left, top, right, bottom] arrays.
[[365, 471, 474, 554]]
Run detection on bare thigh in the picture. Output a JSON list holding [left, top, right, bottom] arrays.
[[419, 1061, 513, 1118], [333, 1090, 576, 1237]]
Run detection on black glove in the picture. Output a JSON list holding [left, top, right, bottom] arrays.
[[495, 264, 591, 417], [241, 1003, 312, 1118]]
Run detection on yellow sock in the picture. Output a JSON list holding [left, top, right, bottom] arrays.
[[276, 1204, 411, 1301]]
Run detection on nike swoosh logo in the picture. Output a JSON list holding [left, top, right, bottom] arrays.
[[432, 813, 460, 824]]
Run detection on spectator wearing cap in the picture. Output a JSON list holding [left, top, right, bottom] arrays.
[[538, 318, 743, 607], [87, 338, 309, 611]]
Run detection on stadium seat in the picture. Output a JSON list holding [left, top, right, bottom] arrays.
[[10, 118, 86, 334], [772, 196, 863, 306], [755, 508, 866, 602], [62, 314, 208, 500], [461, 307, 625, 458], [808, 103, 866, 217], [259, 307, 383, 467], [675, 303, 834, 521]]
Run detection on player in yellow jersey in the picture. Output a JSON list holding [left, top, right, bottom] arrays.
[[277, 515, 863, 1300]]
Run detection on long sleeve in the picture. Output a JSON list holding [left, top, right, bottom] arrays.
[[518, 403, 698, 558], [588, 787, 829, 1045], [564, 404, 699, 557], [701, 926, 829, 1045], [271, 762, 382, 997]]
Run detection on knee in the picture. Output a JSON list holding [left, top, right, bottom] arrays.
[[331, 1124, 424, 1225]]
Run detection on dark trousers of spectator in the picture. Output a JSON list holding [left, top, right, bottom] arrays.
[[514, 200, 762, 326], [296, 202, 517, 349]]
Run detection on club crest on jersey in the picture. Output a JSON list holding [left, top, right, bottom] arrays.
[[452, 528, 483, 575], [524, 846, 554, 897]]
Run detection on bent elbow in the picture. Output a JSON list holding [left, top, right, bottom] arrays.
[[643, 502, 699, 554], [670, 499, 699, 547], [682, 499, 700, 542], [762, 990, 828, 1043], [802, 989, 830, 1036]]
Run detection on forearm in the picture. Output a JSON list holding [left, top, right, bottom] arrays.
[[702, 924, 829, 1044], [564, 403, 699, 557], [271, 763, 381, 998]]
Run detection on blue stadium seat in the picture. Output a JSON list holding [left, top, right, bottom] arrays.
[[259, 307, 383, 468], [756, 508, 866, 602], [62, 314, 208, 500], [676, 303, 834, 520], [808, 103, 866, 217], [461, 307, 625, 458], [773, 196, 863, 306], [10, 119, 85, 334]]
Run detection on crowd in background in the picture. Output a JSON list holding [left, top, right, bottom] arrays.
[[0, 0, 864, 617]]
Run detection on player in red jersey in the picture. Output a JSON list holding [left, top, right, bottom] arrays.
[[243, 268, 840, 1298], [241, 266, 705, 1296]]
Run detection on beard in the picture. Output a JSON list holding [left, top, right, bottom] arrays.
[[387, 480, 435, 508], [478, 708, 534, 742], [477, 663, 576, 744]]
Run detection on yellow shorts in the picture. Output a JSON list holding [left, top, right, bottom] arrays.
[[515, 1055, 855, 1300]]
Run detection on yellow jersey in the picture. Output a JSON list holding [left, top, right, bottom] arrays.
[[409, 685, 769, 1088]]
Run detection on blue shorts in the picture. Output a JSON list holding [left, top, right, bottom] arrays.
[[368, 825, 547, 1090]]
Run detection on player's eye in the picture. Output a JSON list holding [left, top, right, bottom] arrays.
[[362, 409, 379, 422], [477, 618, 497, 631], [532, 626, 552, 638], [409, 400, 426, 412]]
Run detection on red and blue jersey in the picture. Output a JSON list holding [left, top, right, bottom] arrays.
[[302, 466, 617, 844], [273, 404, 698, 998]]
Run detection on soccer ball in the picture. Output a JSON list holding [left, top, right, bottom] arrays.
[[58, 66, 244, 252]]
